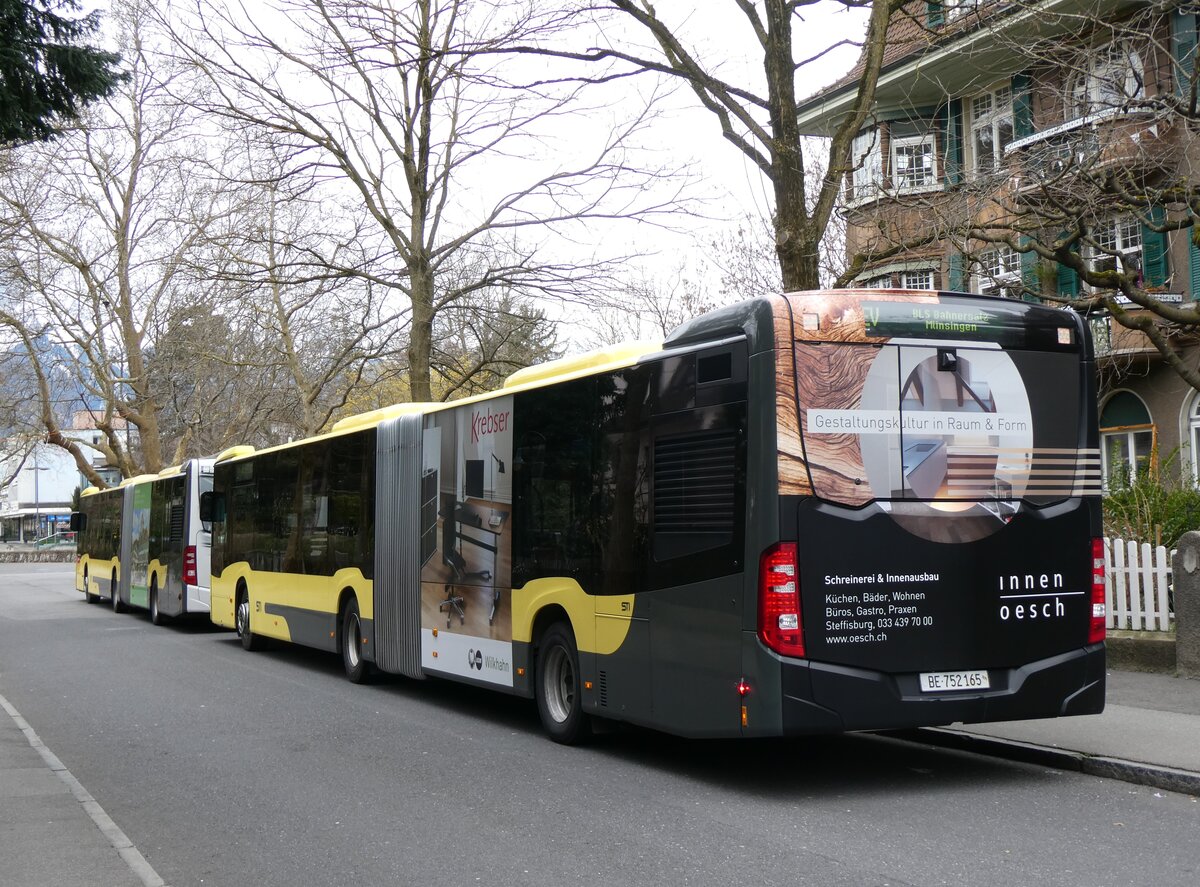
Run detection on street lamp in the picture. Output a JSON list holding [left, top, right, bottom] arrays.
[[31, 449, 50, 544]]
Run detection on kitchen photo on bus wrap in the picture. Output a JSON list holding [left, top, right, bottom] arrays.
[[777, 292, 1100, 538]]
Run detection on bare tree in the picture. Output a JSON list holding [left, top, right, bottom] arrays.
[[161, 0, 685, 402], [433, 285, 562, 399], [527, 0, 898, 292], [0, 0, 237, 481], [189, 135, 411, 441], [707, 213, 785, 303], [588, 259, 723, 345]]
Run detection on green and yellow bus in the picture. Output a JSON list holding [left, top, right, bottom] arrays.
[[204, 290, 1106, 742], [75, 459, 215, 623]]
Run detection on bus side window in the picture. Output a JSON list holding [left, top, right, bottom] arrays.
[[512, 377, 599, 589]]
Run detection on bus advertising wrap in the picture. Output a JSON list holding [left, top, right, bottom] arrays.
[[773, 292, 1102, 671]]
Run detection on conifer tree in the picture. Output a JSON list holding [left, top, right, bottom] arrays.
[[0, 0, 123, 143]]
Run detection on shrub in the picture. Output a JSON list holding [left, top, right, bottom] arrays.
[[1103, 455, 1200, 549]]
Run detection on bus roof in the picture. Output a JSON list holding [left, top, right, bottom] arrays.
[[218, 339, 666, 466], [119, 474, 159, 488], [501, 341, 661, 390]]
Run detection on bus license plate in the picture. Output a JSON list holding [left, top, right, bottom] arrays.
[[919, 670, 990, 692]]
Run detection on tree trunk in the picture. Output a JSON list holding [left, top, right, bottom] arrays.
[[763, 0, 818, 292], [408, 256, 435, 402]]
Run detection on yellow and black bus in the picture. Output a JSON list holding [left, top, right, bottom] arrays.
[[75, 484, 124, 607], [75, 459, 215, 623], [204, 290, 1105, 742]]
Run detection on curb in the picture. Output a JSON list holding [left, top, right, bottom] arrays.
[[0, 692, 168, 887], [0, 552, 76, 563], [890, 727, 1200, 797]]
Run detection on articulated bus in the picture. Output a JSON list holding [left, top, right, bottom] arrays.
[[75, 459, 216, 624], [203, 290, 1105, 742]]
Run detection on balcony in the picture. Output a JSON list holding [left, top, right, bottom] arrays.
[[1089, 303, 1180, 368], [1007, 111, 1179, 192]]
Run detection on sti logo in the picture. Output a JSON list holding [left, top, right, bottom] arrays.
[[467, 649, 483, 671]]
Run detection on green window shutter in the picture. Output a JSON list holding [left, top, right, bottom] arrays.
[[1141, 207, 1168, 287], [1056, 231, 1079, 297], [927, 3, 944, 28], [947, 253, 965, 291], [1056, 261, 1079, 297], [1172, 11, 1197, 99], [944, 99, 963, 185], [1019, 236, 1041, 301], [1012, 72, 1033, 139], [1189, 230, 1200, 299]]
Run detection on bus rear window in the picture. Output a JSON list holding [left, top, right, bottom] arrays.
[[798, 341, 1091, 509]]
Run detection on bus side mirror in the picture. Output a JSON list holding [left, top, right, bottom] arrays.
[[199, 491, 226, 523], [69, 512, 85, 532]]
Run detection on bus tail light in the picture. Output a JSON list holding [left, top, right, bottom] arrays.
[[758, 542, 805, 657], [184, 545, 198, 586], [1089, 537, 1106, 644]]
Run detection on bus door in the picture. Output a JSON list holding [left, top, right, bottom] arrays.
[[189, 469, 215, 612]]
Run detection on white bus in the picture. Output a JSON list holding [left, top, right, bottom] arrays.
[[75, 458, 215, 623]]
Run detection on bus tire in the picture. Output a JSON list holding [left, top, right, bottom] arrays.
[[341, 597, 369, 684], [535, 623, 590, 745], [111, 570, 126, 613], [237, 589, 265, 652], [149, 579, 166, 626], [84, 567, 98, 604]]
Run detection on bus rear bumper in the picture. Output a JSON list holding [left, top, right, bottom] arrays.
[[779, 644, 1106, 735]]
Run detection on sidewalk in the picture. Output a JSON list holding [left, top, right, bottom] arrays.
[[898, 669, 1200, 796], [0, 694, 159, 887]]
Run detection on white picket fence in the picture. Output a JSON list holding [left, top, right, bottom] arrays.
[[1104, 537, 1174, 632]]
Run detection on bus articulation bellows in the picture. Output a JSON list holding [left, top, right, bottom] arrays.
[[202, 290, 1105, 742]]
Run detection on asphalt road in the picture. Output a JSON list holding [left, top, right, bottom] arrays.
[[1, 563, 1197, 887]]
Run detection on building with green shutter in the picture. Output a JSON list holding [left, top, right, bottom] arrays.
[[797, 1, 1200, 487]]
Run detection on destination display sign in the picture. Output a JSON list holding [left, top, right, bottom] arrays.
[[862, 299, 1077, 350]]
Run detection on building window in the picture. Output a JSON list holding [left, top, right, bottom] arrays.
[[931, 1, 978, 25], [901, 269, 934, 289], [974, 246, 1021, 298], [1088, 314, 1113, 356], [1190, 396, 1200, 483], [969, 86, 1014, 174], [1099, 391, 1154, 488], [848, 120, 940, 201], [944, 1, 978, 20], [1068, 41, 1145, 119], [1089, 215, 1143, 283], [850, 129, 883, 200], [859, 274, 891, 289], [1102, 428, 1155, 487], [891, 135, 937, 190]]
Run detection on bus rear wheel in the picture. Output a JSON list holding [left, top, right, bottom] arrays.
[[111, 571, 125, 613], [149, 579, 166, 626], [236, 589, 265, 652], [535, 623, 590, 745], [341, 597, 369, 684]]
